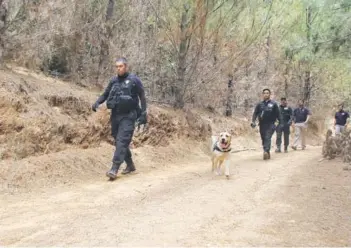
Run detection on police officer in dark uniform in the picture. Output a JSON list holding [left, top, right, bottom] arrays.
[[275, 97, 293, 153], [92, 57, 147, 180], [251, 88, 283, 160], [334, 103, 349, 135]]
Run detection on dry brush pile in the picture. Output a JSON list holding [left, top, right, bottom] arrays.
[[322, 129, 351, 166]]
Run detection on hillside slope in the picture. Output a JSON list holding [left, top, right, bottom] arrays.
[[0, 66, 260, 191]]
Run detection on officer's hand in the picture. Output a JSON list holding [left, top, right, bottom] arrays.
[[250, 122, 256, 128], [287, 120, 292, 126], [92, 102, 100, 112], [137, 111, 147, 125]]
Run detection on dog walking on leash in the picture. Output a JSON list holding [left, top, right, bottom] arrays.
[[211, 131, 232, 179]]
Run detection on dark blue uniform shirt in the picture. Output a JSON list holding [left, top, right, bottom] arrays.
[[96, 72, 147, 114], [279, 105, 293, 124], [252, 100, 283, 125], [293, 107, 311, 123], [335, 110, 349, 126]]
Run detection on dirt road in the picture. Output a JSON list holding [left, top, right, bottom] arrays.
[[1, 146, 350, 246]]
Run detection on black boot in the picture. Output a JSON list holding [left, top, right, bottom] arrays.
[[106, 162, 120, 180], [122, 162, 136, 174], [122, 152, 136, 175], [284, 146, 288, 153], [263, 151, 269, 160]]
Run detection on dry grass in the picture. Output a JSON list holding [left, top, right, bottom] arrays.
[[0, 68, 214, 160]]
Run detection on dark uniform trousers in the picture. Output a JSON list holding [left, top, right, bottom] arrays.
[[276, 123, 290, 149], [110, 110, 137, 169], [259, 122, 276, 153]]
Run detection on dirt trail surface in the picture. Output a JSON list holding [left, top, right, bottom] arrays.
[[0, 67, 349, 246], [1, 146, 350, 246]]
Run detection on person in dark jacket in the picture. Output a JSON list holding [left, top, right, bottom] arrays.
[[92, 57, 147, 180], [334, 103, 349, 135], [275, 97, 293, 153], [251, 88, 283, 160]]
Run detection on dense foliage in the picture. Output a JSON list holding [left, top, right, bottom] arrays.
[[1, 0, 350, 112]]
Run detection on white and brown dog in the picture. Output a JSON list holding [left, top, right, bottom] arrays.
[[211, 131, 232, 178]]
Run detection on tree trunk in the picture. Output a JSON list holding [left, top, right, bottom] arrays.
[[303, 70, 312, 106], [212, 29, 219, 66], [264, 30, 271, 79], [0, 0, 7, 67], [283, 57, 292, 98], [303, 6, 312, 107], [96, 0, 115, 85], [284, 64, 289, 98], [174, 4, 191, 109], [225, 75, 234, 117]]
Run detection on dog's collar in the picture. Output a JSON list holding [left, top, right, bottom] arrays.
[[213, 142, 231, 152]]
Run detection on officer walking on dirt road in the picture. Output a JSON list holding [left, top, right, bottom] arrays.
[[334, 103, 349, 135], [291, 99, 311, 150], [251, 88, 283, 160], [92, 57, 147, 180], [275, 97, 293, 153]]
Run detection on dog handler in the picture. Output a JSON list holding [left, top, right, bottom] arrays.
[[251, 88, 283, 160], [92, 57, 147, 180]]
